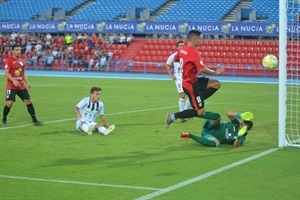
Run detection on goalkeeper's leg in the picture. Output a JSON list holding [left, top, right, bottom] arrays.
[[189, 133, 220, 147]]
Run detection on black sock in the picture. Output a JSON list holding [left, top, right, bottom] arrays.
[[27, 103, 38, 122], [2, 105, 11, 122], [203, 88, 218, 100], [175, 109, 198, 119]]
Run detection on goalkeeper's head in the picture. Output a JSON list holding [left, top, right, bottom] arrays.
[[243, 120, 253, 131]]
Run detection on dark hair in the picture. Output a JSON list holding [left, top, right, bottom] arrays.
[[90, 87, 101, 94], [12, 44, 21, 50], [244, 120, 253, 131], [187, 30, 202, 41], [176, 40, 184, 47]]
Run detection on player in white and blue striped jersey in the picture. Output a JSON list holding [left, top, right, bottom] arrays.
[[74, 86, 115, 136]]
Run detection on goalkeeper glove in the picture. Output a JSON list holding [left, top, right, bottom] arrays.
[[237, 112, 254, 121], [238, 126, 248, 136]]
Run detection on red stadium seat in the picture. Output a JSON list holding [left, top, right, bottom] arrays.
[[226, 52, 233, 58], [248, 58, 254, 64], [241, 46, 248, 52], [235, 46, 242, 52], [201, 40, 209, 46], [217, 46, 224, 52], [248, 46, 254, 52], [219, 40, 226, 46], [223, 46, 230, 52], [245, 52, 251, 58], [223, 58, 229, 64], [211, 46, 218, 51], [206, 46, 212, 52], [244, 41, 251, 46], [253, 46, 261, 53], [239, 52, 245, 58], [232, 41, 239, 46], [149, 50, 155, 56], [207, 40, 214, 46], [214, 40, 220, 46], [214, 52, 220, 58], [220, 52, 227, 58], [229, 46, 236, 52], [209, 57, 216, 63], [232, 52, 239, 58]]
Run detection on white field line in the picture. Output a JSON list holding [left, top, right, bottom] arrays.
[[0, 101, 276, 131], [135, 148, 279, 200], [0, 106, 178, 130], [0, 104, 279, 197], [0, 175, 161, 191]]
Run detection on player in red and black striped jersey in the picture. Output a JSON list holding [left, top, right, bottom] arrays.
[[2, 44, 44, 126], [165, 30, 225, 128]]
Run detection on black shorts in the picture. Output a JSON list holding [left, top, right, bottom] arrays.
[[183, 77, 209, 110], [5, 89, 31, 102]]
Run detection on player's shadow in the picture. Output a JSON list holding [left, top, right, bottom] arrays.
[[41, 145, 271, 168]]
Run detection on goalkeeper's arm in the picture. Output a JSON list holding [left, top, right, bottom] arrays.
[[226, 111, 254, 121], [226, 111, 240, 120], [233, 137, 242, 148]]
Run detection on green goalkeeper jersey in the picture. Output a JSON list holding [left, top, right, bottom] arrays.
[[201, 118, 246, 145]]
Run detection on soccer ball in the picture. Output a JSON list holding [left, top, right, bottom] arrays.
[[262, 55, 278, 70]]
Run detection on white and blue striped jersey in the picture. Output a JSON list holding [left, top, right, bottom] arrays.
[[166, 52, 182, 79], [76, 97, 104, 122]]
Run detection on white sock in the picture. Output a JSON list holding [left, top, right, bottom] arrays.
[[179, 98, 185, 112], [81, 123, 89, 133], [98, 126, 106, 134], [184, 99, 191, 110]]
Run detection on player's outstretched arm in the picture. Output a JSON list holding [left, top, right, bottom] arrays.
[[226, 110, 239, 120], [226, 111, 254, 121], [201, 66, 225, 75]]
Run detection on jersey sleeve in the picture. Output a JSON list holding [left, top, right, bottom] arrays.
[[193, 51, 205, 70], [76, 97, 88, 110], [166, 52, 175, 65], [174, 51, 180, 62], [4, 59, 11, 70], [99, 101, 105, 115]]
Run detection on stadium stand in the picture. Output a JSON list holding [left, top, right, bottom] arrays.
[[157, 0, 240, 22], [0, 0, 85, 20], [70, 0, 166, 21]]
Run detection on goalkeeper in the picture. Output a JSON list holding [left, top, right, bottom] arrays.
[[180, 111, 254, 147]]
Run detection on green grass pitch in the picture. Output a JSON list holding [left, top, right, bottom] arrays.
[[0, 75, 299, 200]]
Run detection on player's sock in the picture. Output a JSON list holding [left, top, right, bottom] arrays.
[[203, 88, 218, 100], [81, 123, 89, 133], [184, 99, 190, 110], [178, 98, 185, 111], [27, 103, 38, 122], [2, 105, 11, 121], [98, 126, 106, 134], [189, 134, 218, 147], [175, 109, 198, 119]]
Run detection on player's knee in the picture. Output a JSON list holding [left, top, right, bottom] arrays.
[[208, 137, 220, 147], [209, 79, 221, 89], [214, 139, 220, 147], [179, 93, 185, 99], [197, 109, 205, 116]]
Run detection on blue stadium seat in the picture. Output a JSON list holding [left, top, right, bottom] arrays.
[[70, 0, 166, 21], [0, 0, 86, 20], [156, 0, 240, 22]]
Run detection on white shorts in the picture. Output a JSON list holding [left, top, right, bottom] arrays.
[[76, 120, 97, 132], [174, 78, 184, 93]]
